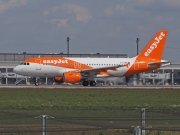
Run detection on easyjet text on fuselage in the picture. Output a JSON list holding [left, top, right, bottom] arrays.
[[43, 59, 68, 64]]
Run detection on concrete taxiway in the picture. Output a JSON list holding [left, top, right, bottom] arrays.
[[0, 85, 180, 89]]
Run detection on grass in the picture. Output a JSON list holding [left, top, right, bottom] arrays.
[[0, 88, 180, 134], [1, 88, 180, 109]]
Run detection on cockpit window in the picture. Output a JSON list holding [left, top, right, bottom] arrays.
[[20, 62, 30, 65]]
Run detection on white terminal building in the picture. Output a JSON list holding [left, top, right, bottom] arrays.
[[0, 53, 179, 86]]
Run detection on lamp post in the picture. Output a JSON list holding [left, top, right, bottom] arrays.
[[136, 38, 140, 55], [67, 37, 70, 57], [136, 38, 140, 85]]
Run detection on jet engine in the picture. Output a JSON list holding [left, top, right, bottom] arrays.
[[63, 72, 81, 83], [54, 76, 63, 83]]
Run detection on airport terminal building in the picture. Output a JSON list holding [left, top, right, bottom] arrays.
[[0, 53, 180, 86]]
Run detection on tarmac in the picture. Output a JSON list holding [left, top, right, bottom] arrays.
[[0, 84, 180, 89]]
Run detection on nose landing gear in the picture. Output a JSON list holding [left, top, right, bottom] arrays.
[[35, 78, 39, 86]]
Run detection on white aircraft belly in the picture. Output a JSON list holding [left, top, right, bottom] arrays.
[[107, 67, 128, 77]]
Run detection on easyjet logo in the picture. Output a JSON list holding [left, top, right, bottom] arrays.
[[43, 59, 68, 64], [144, 32, 165, 57]]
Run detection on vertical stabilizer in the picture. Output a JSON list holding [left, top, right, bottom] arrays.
[[137, 30, 168, 60]]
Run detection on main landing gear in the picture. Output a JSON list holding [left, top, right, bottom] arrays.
[[82, 80, 96, 86]]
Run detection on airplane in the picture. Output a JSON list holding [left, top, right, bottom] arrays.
[[13, 30, 170, 86]]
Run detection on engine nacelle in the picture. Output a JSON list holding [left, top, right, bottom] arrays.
[[63, 72, 81, 83], [55, 76, 63, 83]]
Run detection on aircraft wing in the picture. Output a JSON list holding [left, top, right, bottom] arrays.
[[72, 65, 125, 74]]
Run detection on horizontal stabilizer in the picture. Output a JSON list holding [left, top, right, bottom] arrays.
[[148, 60, 171, 68]]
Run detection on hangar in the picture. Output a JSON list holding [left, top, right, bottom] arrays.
[[0, 53, 179, 86]]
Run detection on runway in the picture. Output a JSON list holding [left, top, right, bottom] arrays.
[[0, 84, 180, 89]]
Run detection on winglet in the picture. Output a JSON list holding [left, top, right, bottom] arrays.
[[137, 30, 168, 60]]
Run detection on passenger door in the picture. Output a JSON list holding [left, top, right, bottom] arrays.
[[35, 59, 41, 70]]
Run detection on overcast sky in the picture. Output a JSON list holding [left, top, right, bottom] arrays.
[[0, 0, 180, 62]]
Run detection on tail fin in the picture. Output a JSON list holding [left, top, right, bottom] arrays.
[[137, 30, 168, 60]]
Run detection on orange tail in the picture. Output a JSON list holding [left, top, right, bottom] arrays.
[[137, 30, 168, 60]]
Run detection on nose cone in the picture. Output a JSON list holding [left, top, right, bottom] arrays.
[[13, 66, 21, 74]]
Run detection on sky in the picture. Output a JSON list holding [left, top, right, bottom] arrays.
[[0, 0, 180, 62]]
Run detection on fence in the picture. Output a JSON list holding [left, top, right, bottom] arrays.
[[0, 108, 180, 135]]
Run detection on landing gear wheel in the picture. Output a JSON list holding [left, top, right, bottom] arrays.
[[90, 81, 96, 86], [82, 81, 89, 86], [35, 79, 39, 86], [35, 81, 39, 86]]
